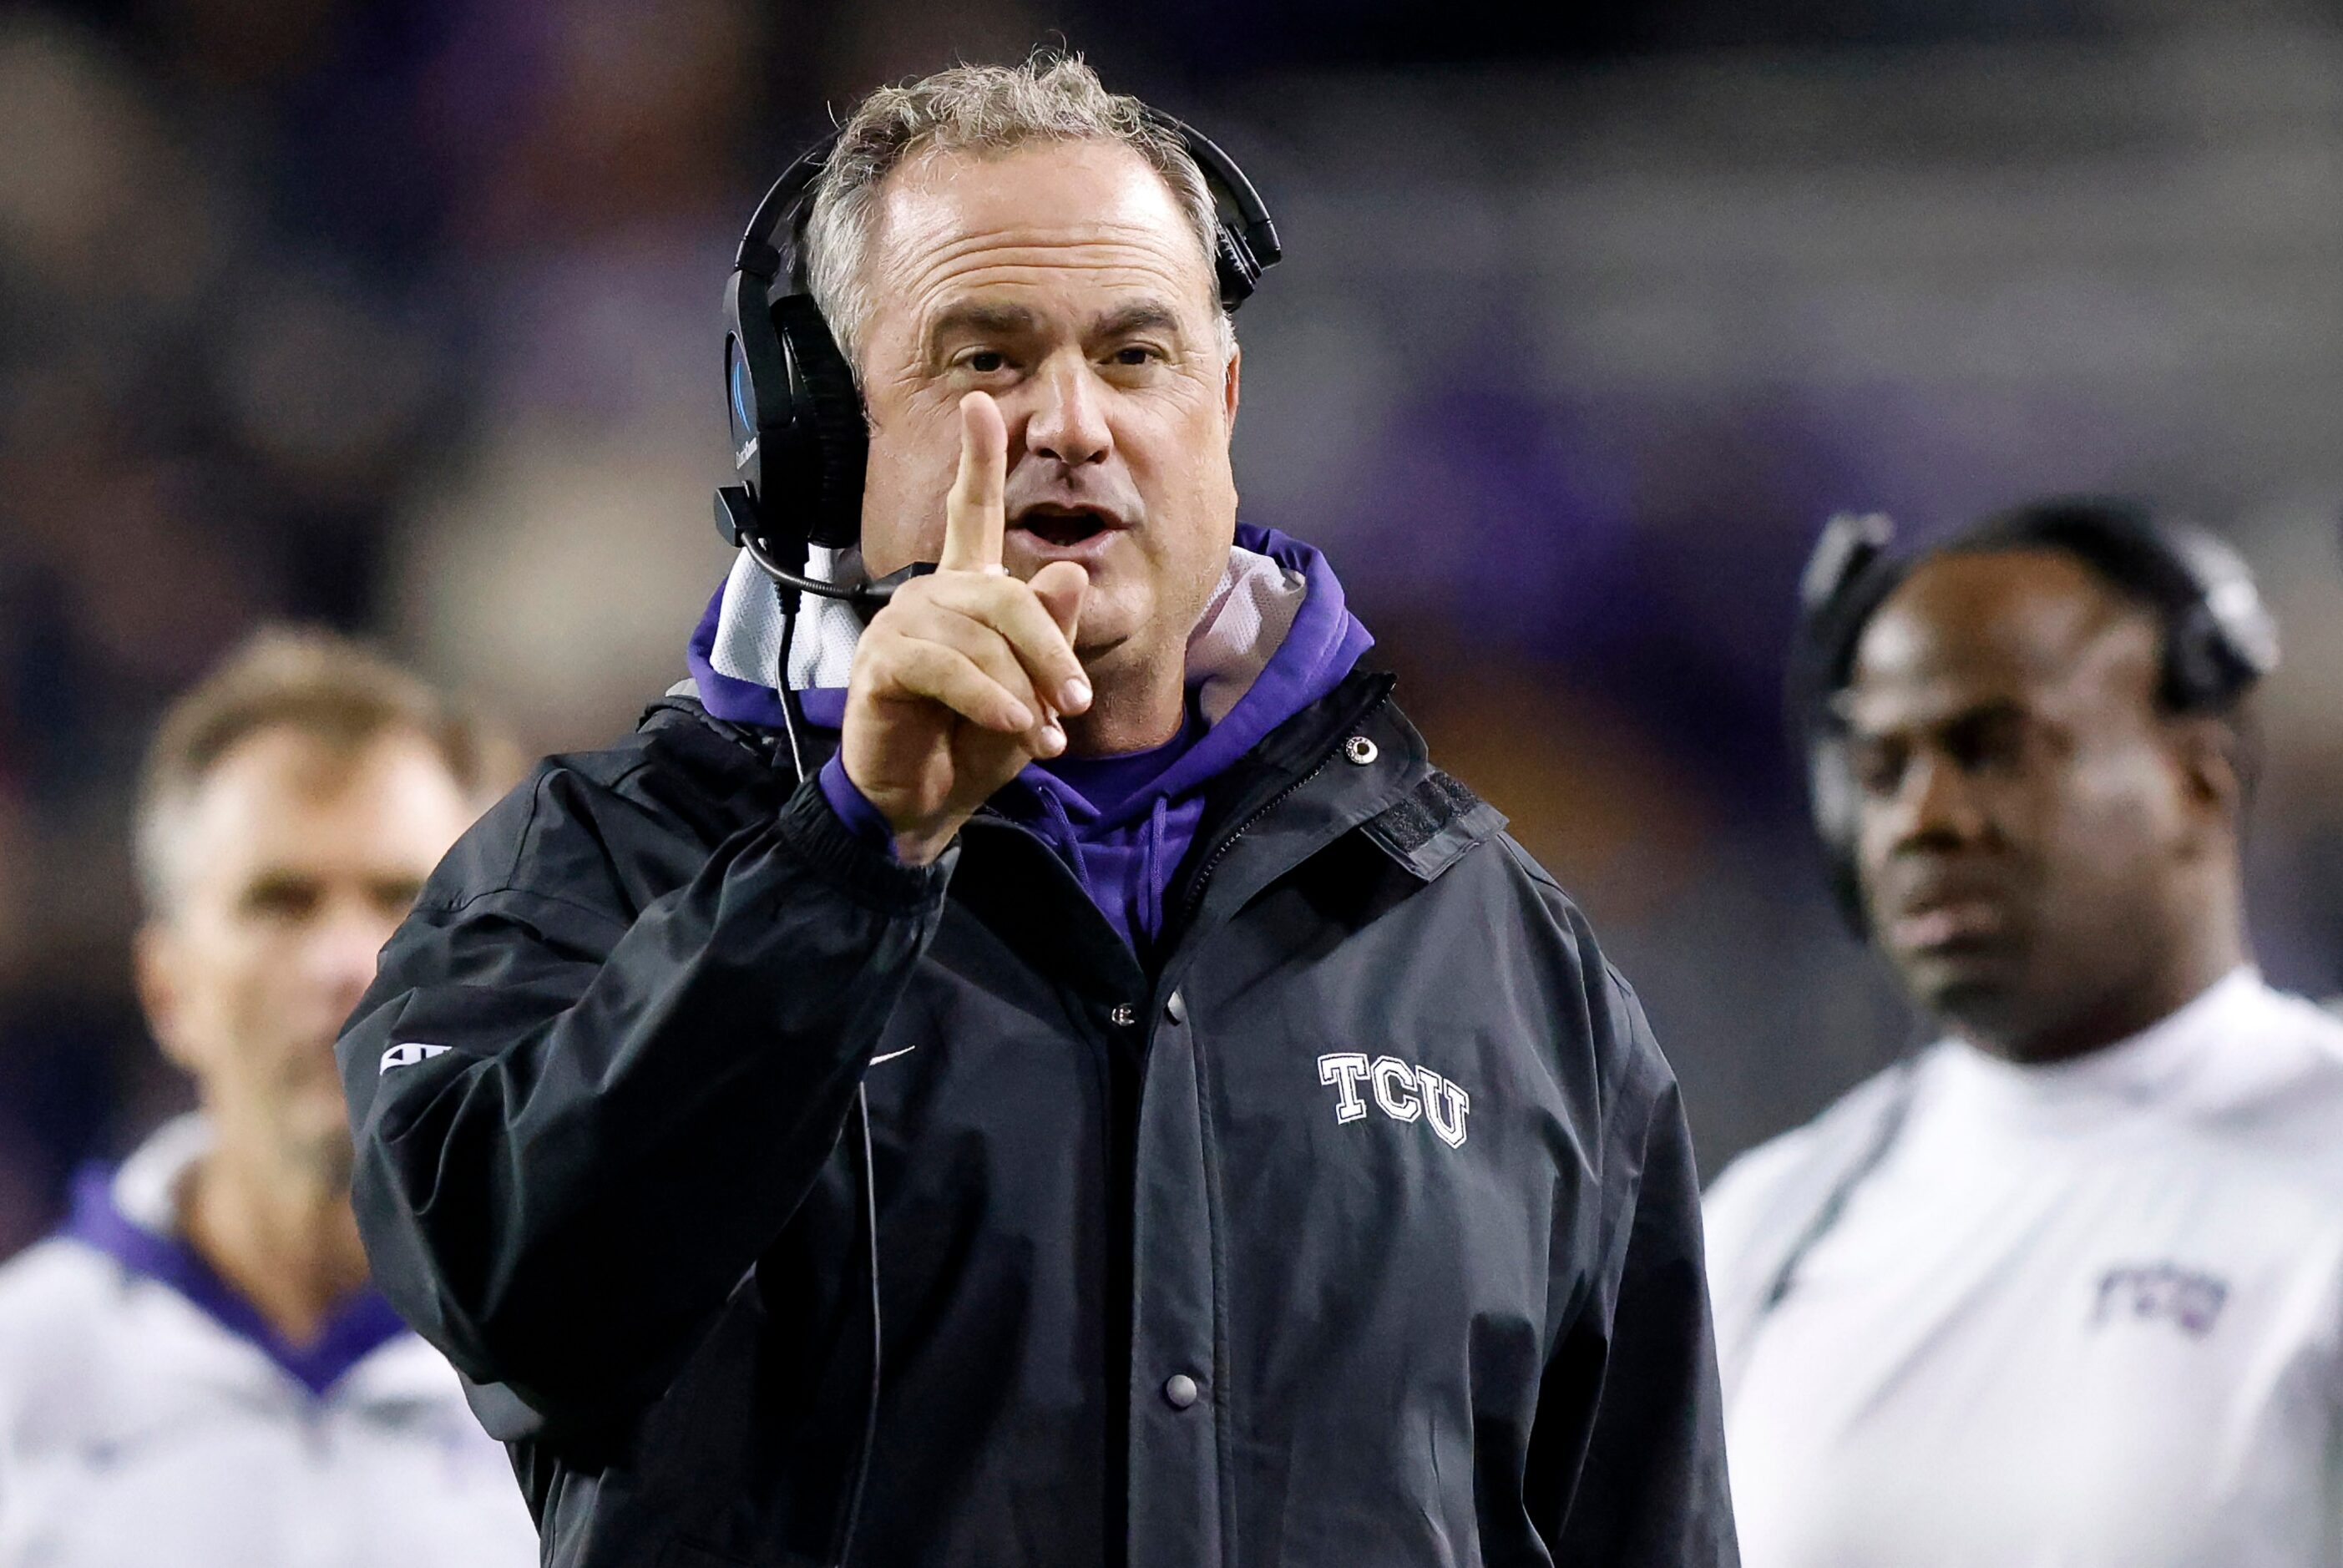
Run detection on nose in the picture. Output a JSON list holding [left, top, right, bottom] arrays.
[[1020, 353, 1111, 468]]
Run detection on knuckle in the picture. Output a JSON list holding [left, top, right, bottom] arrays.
[[890, 576, 944, 611], [943, 570, 1007, 606], [939, 612, 1008, 665]]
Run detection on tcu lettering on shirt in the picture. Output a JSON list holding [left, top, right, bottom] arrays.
[[1317, 1053, 1470, 1148], [2093, 1262, 2229, 1338]]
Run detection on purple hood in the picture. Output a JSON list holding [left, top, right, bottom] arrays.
[[686, 524, 1374, 948]]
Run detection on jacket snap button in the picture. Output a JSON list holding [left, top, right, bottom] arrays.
[[1164, 992, 1187, 1024], [1108, 1003, 1136, 1027], [1162, 1373, 1200, 1409], [1344, 736, 1378, 766]]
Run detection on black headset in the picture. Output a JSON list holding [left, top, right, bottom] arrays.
[[1788, 496, 2280, 934], [1736, 498, 2285, 1348], [711, 114, 1283, 607]]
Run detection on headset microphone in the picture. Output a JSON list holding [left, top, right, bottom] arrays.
[[715, 111, 1282, 612], [712, 107, 1283, 789], [711, 488, 934, 609]]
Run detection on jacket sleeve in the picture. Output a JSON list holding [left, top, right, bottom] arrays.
[[1531, 957, 1741, 1565], [336, 763, 950, 1436]]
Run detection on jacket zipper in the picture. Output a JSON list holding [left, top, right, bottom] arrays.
[[1177, 690, 1392, 924]]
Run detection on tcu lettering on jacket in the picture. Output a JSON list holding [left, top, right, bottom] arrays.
[[1317, 1053, 1471, 1148]]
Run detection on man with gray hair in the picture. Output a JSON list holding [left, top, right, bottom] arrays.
[[0, 630, 536, 1565], [341, 55, 1737, 1568]]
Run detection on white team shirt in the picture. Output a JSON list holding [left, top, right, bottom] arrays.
[[0, 1116, 539, 1567], [1705, 969, 2343, 1568]]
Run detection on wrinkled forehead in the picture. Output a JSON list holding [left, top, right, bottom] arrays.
[[868, 139, 1214, 313], [1843, 549, 2163, 734]]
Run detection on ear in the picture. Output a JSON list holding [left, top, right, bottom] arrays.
[[2168, 716, 2243, 847], [1222, 341, 1242, 437], [135, 921, 202, 1078]]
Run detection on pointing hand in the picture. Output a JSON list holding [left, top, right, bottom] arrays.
[[839, 392, 1091, 864]]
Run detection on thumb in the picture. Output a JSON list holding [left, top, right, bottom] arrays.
[[1029, 560, 1088, 644]]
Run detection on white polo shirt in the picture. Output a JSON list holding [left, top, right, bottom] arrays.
[[1706, 969, 2343, 1568], [0, 1116, 539, 1566]]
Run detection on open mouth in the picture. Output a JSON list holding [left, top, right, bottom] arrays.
[[1012, 506, 1116, 548]]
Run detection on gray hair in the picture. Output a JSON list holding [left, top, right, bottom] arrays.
[[135, 627, 516, 916], [802, 53, 1234, 377]]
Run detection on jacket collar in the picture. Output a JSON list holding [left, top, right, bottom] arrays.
[[1163, 671, 1508, 943], [685, 523, 1373, 755], [61, 1114, 409, 1399]]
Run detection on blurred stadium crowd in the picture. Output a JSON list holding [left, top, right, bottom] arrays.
[[2, 0, 2341, 1264]]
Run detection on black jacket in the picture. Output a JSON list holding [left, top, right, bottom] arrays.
[[338, 675, 1737, 1567]]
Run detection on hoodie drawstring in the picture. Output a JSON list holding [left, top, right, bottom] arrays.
[[1027, 786, 1177, 947], [1136, 795, 1172, 946], [1035, 787, 1095, 902]]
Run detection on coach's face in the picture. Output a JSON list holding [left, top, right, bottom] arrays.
[[138, 727, 475, 1182], [1843, 551, 2228, 1060], [853, 139, 1240, 688]]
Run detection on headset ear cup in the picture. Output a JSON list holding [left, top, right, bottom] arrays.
[[2163, 602, 2229, 711], [1213, 227, 1258, 311], [772, 294, 868, 550], [2161, 526, 2280, 705], [1809, 732, 1869, 935], [1789, 513, 1904, 940]]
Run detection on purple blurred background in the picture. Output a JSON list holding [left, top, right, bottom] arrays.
[[3, 0, 2340, 1260]]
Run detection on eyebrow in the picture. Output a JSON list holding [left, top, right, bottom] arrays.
[[1090, 301, 1182, 340], [1839, 692, 2030, 742], [925, 301, 1040, 351], [923, 298, 1188, 359]]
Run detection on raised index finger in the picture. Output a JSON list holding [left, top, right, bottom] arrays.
[[940, 392, 1007, 574]]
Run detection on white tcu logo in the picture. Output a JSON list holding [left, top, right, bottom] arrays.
[[379, 1042, 452, 1075], [1317, 1053, 1470, 1148]]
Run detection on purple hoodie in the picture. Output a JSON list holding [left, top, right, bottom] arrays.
[[687, 524, 1374, 950]]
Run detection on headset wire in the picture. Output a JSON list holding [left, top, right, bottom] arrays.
[[767, 575, 881, 1568]]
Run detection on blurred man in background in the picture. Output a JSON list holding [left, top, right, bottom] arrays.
[[0, 630, 536, 1565], [1706, 498, 2343, 1566]]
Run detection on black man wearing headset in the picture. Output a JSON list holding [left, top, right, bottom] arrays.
[[337, 55, 1736, 1568], [1707, 498, 2343, 1567]]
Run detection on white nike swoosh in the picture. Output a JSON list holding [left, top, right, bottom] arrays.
[[870, 1045, 919, 1066]]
